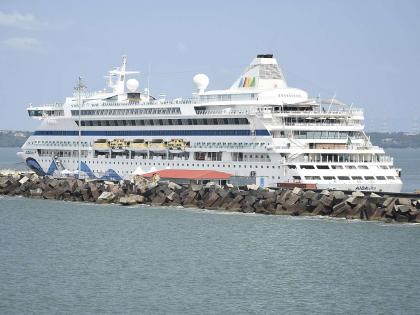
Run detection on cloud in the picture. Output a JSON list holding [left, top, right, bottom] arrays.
[[0, 11, 49, 30], [1, 37, 46, 53]]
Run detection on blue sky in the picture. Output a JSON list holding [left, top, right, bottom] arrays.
[[0, 0, 419, 131]]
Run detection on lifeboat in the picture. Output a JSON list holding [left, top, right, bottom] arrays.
[[93, 139, 110, 152], [168, 139, 189, 153], [129, 139, 148, 153], [148, 139, 167, 153], [110, 138, 128, 153]]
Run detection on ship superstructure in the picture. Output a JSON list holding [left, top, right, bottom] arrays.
[[20, 54, 403, 192]]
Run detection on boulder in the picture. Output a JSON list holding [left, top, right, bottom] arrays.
[[347, 202, 366, 219], [42, 190, 56, 199], [415, 212, 420, 223], [89, 183, 101, 201], [395, 214, 409, 223], [225, 195, 243, 211], [97, 191, 116, 203], [0, 177, 13, 189], [397, 198, 412, 206], [319, 195, 334, 207], [168, 182, 182, 191], [395, 205, 411, 215], [284, 193, 300, 206], [292, 187, 303, 195], [246, 184, 259, 191], [332, 190, 346, 201], [29, 187, 43, 197], [182, 191, 197, 206], [303, 190, 317, 200], [119, 194, 143, 206], [346, 196, 365, 206], [382, 197, 396, 208], [19, 176, 30, 185], [312, 203, 328, 215], [150, 191, 167, 205], [190, 184, 203, 192], [286, 204, 305, 216], [276, 190, 291, 204], [352, 191, 365, 197], [332, 201, 351, 217], [202, 190, 220, 208]]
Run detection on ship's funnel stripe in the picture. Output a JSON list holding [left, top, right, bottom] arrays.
[[240, 77, 256, 88]]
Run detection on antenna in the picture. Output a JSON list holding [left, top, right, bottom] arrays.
[[107, 55, 139, 94], [147, 63, 151, 101], [327, 92, 336, 113], [74, 76, 87, 178]]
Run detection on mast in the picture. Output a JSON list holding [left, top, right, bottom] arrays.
[[108, 55, 139, 94], [74, 76, 86, 178]]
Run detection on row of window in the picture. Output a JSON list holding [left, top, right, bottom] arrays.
[[293, 175, 395, 181], [289, 164, 388, 170], [76, 117, 249, 127], [34, 129, 270, 136], [38, 158, 282, 170], [71, 107, 181, 116], [198, 93, 257, 102], [28, 140, 89, 147], [28, 110, 64, 117]]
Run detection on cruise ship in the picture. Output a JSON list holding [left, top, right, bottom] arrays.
[[20, 54, 403, 192]]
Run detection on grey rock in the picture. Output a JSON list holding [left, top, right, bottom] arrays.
[[97, 191, 116, 203], [168, 182, 182, 190], [352, 191, 365, 197]]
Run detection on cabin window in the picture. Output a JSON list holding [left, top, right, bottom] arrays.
[[316, 165, 329, 169], [300, 165, 315, 169]]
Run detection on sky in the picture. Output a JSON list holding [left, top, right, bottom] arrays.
[[0, 0, 419, 132]]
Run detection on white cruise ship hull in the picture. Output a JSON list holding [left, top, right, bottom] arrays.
[[20, 54, 404, 192]]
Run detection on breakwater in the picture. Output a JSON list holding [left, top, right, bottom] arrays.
[[1, 170, 419, 223]]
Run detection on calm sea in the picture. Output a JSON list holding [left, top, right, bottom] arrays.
[[0, 147, 420, 314]]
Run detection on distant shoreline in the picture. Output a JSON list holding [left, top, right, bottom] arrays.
[[1, 130, 420, 148]]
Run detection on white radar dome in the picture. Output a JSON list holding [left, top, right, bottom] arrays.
[[126, 78, 139, 92], [193, 73, 209, 92]]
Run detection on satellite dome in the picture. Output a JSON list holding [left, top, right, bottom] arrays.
[[126, 78, 139, 92], [193, 73, 209, 92]]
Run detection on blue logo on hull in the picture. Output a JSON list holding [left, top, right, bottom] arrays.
[[26, 158, 46, 176]]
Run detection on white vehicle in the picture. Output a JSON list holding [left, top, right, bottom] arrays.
[[20, 54, 402, 192]]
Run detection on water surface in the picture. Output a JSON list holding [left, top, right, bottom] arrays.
[[0, 197, 419, 314]]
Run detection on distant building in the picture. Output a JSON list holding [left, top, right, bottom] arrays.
[[142, 169, 232, 185]]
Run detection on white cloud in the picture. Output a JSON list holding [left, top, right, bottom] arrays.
[[1, 37, 46, 53], [0, 11, 49, 30]]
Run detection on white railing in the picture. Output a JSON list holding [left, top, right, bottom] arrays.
[[191, 142, 268, 150], [283, 122, 363, 127], [28, 102, 64, 109]]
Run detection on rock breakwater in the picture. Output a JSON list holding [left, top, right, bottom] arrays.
[[1, 170, 420, 223]]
